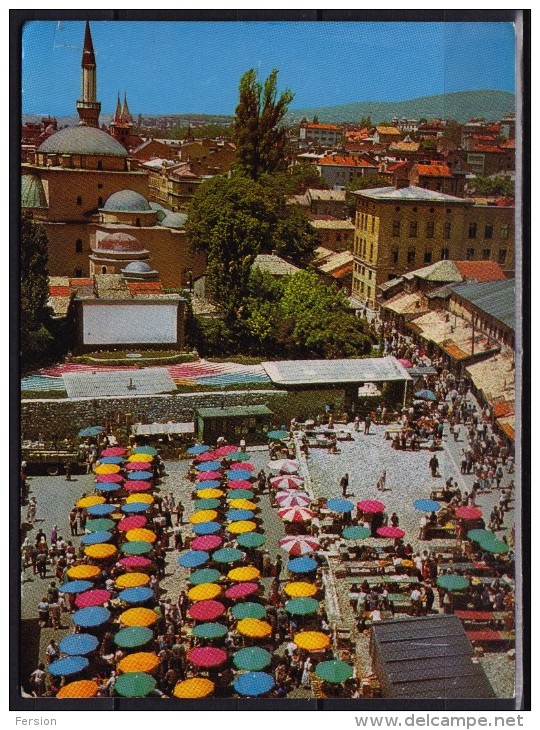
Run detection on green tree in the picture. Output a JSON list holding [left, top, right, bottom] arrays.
[[468, 175, 514, 196], [358, 115, 372, 129], [345, 174, 389, 217], [274, 164, 329, 196], [312, 115, 319, 124], [234, 68, 294, 180]]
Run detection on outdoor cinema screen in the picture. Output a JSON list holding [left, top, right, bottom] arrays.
[[82, 303, 178, 345]]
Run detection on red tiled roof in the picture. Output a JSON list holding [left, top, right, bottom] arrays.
[[495, 197, 515, 207], [468, 134, 497, 142], [493, 401, 513, 418], [318, 155, 376, 167], [69, 278, 93, 287], [453, 260, 506, 282], [499, 139, 516, 149], [328, 263, 353, 279], [304, 123, 341, 131], [416, 163, 452, 177], [49, 286, 71, 297], [469, 145, 504, 154], [386, 161, 409, 173], [126, 281, 164, 293]]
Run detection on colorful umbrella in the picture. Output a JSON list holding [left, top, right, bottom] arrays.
[[119, 586, 154, 604], [227, 566, 260, 582], [126, 470, 153, 481], [270, 475, 304, 490], [120, 541, 153, 556], [101, 447, 127, 457], [79, 426, 104, 437], [189, 600, 226, 622], [178, 550, 210, 568], [195, 451, 220, 462], [226, 491, 255, 502], [99, 456, 124, 465], [287, 557, 318, 574], [315, 659, 354, 684], [114, 672, 157, 698], [85, 518, 116, 532], [231, 602, 267, 620], [116, 572, 151, 589], [192, 521, 222, 536], [192, 622, 228, 640], [414, 389, 437, 401], [124, 481, 153, 493], [126, 493, 154, 504], [196, 461, 222, 472], [121, 503, 149, 514], [226, 451, 251, 462], [278, 507, 314, 523], [479, 539, 509, 554], [128, 453, 154, 463], [228, 499, 257, 511], [59, 633, 99, 656], [118, 652, 159, 674], [95, 463, 121, 475], [188, 569, 222, 586], [49, 655, 89, 676], [77, 495, 105, 509], [59, 580, 94, 594], [268, 459, 300, 474], [279, 535, 320, 556], [437, 574, 470, 591], [227, 469, 253, 481], [190, 510, 219, 524], [197, 478, 222, 488], [197, 488, 225, 499], [294, 631, 330, 651], [413, 499, 441, 512], [66, 565, 101, 580], [376, 526, 406, 539], [72, 606, 111, 628], [214, 445, 238, 455], [186, 444, 211, 455], [81, 530, 114, 546], [96, 473, 123, 484], [285, 597, 319, 616], [117, 515, 148, 532], [191, 535, 223, 551], [467, 529, 496, 543], [188, 583, 222, 602], [212, 547, 246, 564], [234, 671, 274, 697], [126, 528, 157, 543], [227, 520, 257, 534], [236, 618, 272, 638], [284, 581, 317, 598], [118, 556, 153, 569], [327, 498, 355, 513], [357, 499, 385, 513], [342, 526, 371, 541], [226, 509, 255, 522], [236, 532, 266, 549], [173, 678, 215, 698], [229, 462, 254, 472], [227, 480, 254, 490], [266, 429, 289, 440], [87, 503, 116, 516], [95, 482, 121, 493], [275, 491, 311, 508], [84, 543, 117, 560], [224, 582, 259, 600], [75, 589, 111, 608], [114, 626, 154, 649], [194, 498, 222, 511], [187, 647, 227, 668], [233, 647, 272, 672], [120, 607, 159, 627], [455, 506, 483, 520], [57, 680, 99, 698]]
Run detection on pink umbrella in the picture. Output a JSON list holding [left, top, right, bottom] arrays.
[[376, 526, 405, 539], [227, 480, 254, 490], [455, 506, 483, 520], [188, 647, 227, 668], [279, 535, 320, 556], [270, 475, 305, 490], [124, 481, 153, 492], [117, 515, 148, 532], [118, 556, 153, 569], [192, 535, 223, 551], [275, 491, 311, 508], [196, 451, 220, 462], [268, 459, 300, 474], [125, 462, 151, 471], [96, 473, 123, 484], [101, 447, 127, 457], [214, 445, 238, 456], [278, 507, 315, 523], [357, 499, 385, 514], [224, 582, 259, 600], [229, 462, 254, 471], [75, 589, 111, 608], [188, 600, 226, 621], [197, 471, 222, 481], [398, 358, 413, 369]]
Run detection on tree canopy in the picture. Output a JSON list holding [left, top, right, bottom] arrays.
[[345, 174, 389, 217]]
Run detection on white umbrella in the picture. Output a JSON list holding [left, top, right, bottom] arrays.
[[275, 491, 311, 508], [278, 506, 315, 523], [269, 475, 305, 490], [268, 459, 300, 474], [279, 535, 320, 556]]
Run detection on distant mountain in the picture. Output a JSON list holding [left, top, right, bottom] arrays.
[[286, 90, 515, 125]]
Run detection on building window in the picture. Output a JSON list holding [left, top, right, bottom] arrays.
[[392, 221, 400, 237], [443, 221, 451, 239], [74, 268, 83, 277], [409, 221, 418, 238], [441, 247, 450, 260], [101, 266, 107, 274], [395, 206, 400, 212], [75, 239, 83, 253], [498, 249, 507, 265], [407, 249, 416, 264], [482, 248, 491, 260], [466, 247, 475, 260], [97, 160, 103, 170], [76, 196, 82, 206], [97, 197, 104, 208], [501, 224, 510, 239], [484, 224, 493, 239], [426, 221, 435, 238], [468, 222, 477, 239], [371, 217, 375, 233], [369, 243, 374, 261], [97, 183, 103, 189], [136, 218, 141, 227], [424, 250, 432, 263], [391, 249, 399, 264]]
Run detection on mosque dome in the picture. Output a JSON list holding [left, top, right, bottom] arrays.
[[21, 174, 47, 208], [38, 125, 128, 157], [103, 189, 152, 212], [95, 232, 147, 254], [121, 260, 159, 280]]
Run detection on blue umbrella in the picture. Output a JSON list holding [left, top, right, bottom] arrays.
[[287, 557, 318, 574], [99, 456, 124, 464], [127, 471, 153, 481], [226, 509, 254, 522], [79, 426, 105, 438], [94, 482, 120, 493], [87, 503, 116, 516], [59, 580, 94, 594], [233, 671, 274, 697], [48, 655, 89, 676], [197, 480, 222, 490], [133, 446, 158, 456], [72, 606, 111, 628], [121, 503, 149, 514], [187, 444, 211, 455], [266, 430, 289, 441], [192, 521, 222, 536], [178, 550, 210, 568], [195, 461, 222, 472], [227, 469, 253, 481], [414, 389, 437, 401], [327, 498, 355, 513], [59, 633, 99, 656], [80, 530, 114, 545], [413, 498, 441, 512], [119, 586, 155, 604]]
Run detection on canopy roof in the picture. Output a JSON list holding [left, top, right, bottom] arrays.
[[262, 356, 411, 387]]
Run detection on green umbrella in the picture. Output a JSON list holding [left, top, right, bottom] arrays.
[[467, 529, 496, 543], [194, 498, 222, 511], [233, 647, 272, 671], [120, 541, 153, 555], [227, 452, 251, 461], [226, 490, 255, 501], [284, 597, 319, 616], [437, 574, 470, 591], [315, 659, 354, 684], [266, 430, 289, 440], [478, 539, 509, 554], [114, 672, 157, 698], [212, 548, 245, 564], [231, 602, 267, 620], [85, 518, 116, 532], [114, 626, 154, 649], [188, 568, 222, 586], [236, 532, 266, 549], [342, 526, 371, 541], [192, 622, 228, 639], [133, 446, 159, 456]]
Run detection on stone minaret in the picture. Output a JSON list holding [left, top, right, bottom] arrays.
[[76, 21, 101, 127]]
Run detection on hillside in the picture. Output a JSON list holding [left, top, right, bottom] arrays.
[[286, 90, 515, 125]]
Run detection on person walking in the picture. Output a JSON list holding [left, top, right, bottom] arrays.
[[429, 454, 439, 478], [340, 473, 349, 497], [364, 414, 371, 435]]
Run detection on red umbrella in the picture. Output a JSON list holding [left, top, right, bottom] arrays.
[[117, 515, 148, 532], [398, 358, 413, 369], [118, 556, 153, 569], [197, 471, 222, 481], [270, 475, 305, 490], [279, 535, 320, 556], [75, 589, 111, 608], [124, 481, 153, 492], [224, 582, 259, 600], [455, 506, 483, 520], [101, 447, 127, 457], [214, 445, 238, 456], [227, 480, 254, 490], [357, 499, 385, 513], [376, 526, 405, 539], [125, 462, 151, 471], [96, 473, 123, 483], [229, 462, 254, 471], [192, 535, 223, 551], [196, 451, 220, 463], [278, 507, 315, 523], [275, 491, 311, 508], [188, 600, 226, 621], [187, 647, 227, 668]]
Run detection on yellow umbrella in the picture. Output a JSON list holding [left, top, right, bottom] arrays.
[[57, 680, 99, 698], [401, 559, 414, 569], [227, 566, 260, 582], [84, 543, 117, 559], [116, 572, 151, 589], [120, 607, 158, 627], [197, 488, 224, 499], [236, 618, 272, 638], [126, 493, 154, 504], [188, 583, 222, 602], [293, 631, 330, 651], [190, 509, 219, 524], [228, 499, 257, 510], [128, 453, 153, 463], [67, 564, 101, 580], [173, 678, 215, 699], [95, 463, 121, 475], [117, 652, 159, 673], [227, 520, 257, 535], [77, 495, 106, 509], [126, 528, 157, 543], [284, 582, 318, 598]]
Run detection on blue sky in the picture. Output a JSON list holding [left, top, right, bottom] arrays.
[[22, 21, 516, 116]]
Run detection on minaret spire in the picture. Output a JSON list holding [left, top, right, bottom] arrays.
[[76, 21, 101, 127], [122, 93, 133, 124], [114, 93, 122, 123]]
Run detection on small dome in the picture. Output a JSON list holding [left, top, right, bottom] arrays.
[[21, 174, 47, 208], [96, 232, 147, 253], [121, 260, 159, 281], [103, 189, 152, 212], [38, 125, 128, 157]]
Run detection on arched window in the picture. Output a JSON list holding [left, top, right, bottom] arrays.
[[97, 160, 103, 170], [76, 196, 82, 206], [97, 197, 104, 208], [75, 239, 83, 253], [136, 218, 141, 227], [101, 266, 107, 274]]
